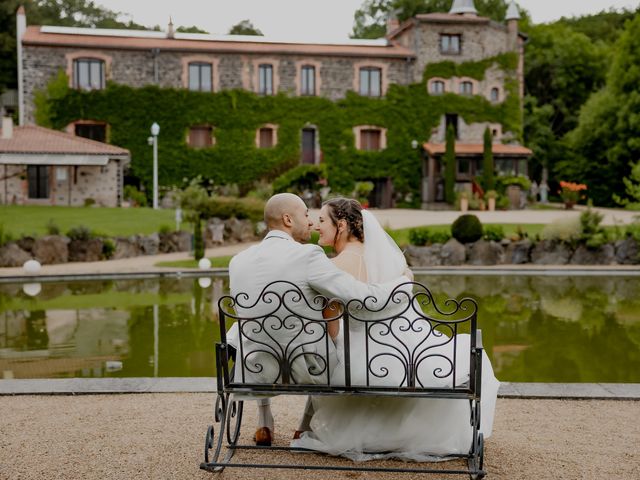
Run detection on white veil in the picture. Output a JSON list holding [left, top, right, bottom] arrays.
[[361, 210, 407, 283]]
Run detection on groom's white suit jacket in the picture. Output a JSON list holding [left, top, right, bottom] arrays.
[[227, 229, 411, 386]]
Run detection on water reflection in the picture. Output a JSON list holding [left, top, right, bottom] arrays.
[[0, 275, 639, 382]]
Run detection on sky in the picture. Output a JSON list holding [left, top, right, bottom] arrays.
[[90, 0, 639, 41]]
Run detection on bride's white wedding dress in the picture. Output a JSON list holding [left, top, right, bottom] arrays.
[[293, 210, 499, 461]]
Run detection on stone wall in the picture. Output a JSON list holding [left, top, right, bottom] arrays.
[[0, 160, 123, 207]]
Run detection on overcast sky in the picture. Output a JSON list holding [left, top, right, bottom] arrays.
[[90, 0, 639, 41]]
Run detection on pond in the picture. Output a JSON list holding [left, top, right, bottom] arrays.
[[1, 274, 639, 383]]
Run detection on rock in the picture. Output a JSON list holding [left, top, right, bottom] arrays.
[[113, 237, 139, 259], [224, 218, 256, 243], [530, 240, 571, 265], [32, 235, 69, 264], [570, 244, 615, 265], [615, 238, 640, 265], [505, 239, 532, 264], [159, 231, 193, 253], [441, 238, 466, 266], [138, 233, 159, 255], [205, 219, 225, 247], [68, 238, 104, 262], [404, 244, 443, 267], [17, 236, 36, 254], [467, 240, 504, 266], [0, 243, 32, 267]]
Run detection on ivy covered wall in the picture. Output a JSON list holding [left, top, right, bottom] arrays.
[[38, 53, 520, 204]]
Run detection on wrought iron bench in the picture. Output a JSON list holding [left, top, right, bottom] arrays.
[[201, 280, 486, 479]]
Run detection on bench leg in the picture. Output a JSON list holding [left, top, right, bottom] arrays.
[[201, 392, 245, 473]]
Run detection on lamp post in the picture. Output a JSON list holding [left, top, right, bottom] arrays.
[[148, 122, 160, 209]]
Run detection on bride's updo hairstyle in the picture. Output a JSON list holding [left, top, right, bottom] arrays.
[[323, 197, 365, 245]]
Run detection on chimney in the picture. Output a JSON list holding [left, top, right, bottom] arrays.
[[167, 17, 175, 39], [386, 15, 400, 35], [2, 117, 14, 139]]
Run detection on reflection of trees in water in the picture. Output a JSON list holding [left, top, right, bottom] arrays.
[[26, 310, 49, 349], [416, 275, 640, 382]]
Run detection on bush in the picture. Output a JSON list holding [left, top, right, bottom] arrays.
[[483, 225, 505, 242], [207, 196, 265, 222], [102, 238, 116, 259], [409, 227, 431, 246], [431, 230, 452, 244], [272, 164, 327, 194], [625, 218, 640, 241], [66, 225, 92, 241], [451, 215, 483, 243], [45, 219, 60, 235], [84, 198, 96, 207], [159, 224, 172, 235], [541, 217, 581, 243], [123, 185, 147, 207]]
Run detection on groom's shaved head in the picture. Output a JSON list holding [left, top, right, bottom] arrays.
[[264, 193, 312, 242], [264, 193, 302, 228]]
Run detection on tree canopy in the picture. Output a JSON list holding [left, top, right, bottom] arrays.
[[228, 19, 263, 36]]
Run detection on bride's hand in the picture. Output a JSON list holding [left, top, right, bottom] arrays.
[[403, 268, 414, 281]]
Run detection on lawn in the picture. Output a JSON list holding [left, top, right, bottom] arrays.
[[387, 224, 547, 246], [0, 205, 184, 237], [156, 256, 233, 269]]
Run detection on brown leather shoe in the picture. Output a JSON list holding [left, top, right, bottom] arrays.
[[254, 427, 272, 446], [292, 430, 304, 440]]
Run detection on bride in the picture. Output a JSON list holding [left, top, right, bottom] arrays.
[[292, 197, 500, 461]]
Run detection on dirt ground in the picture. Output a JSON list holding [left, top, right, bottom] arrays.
[[1, 394, 638, 480]]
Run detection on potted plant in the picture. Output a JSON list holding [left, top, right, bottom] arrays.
[[457, 190, 469, 212], [559, 181, 587, 209], [353, 181, 374, 208], [486, 190, 497, 211]]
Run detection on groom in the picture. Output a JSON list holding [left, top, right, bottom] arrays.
[[227, 193, 413, 446]]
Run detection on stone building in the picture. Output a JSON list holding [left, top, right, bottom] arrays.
[[0, 117, 129, 207], [15, 0, 530, 207]]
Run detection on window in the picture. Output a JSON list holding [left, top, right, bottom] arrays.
[[360, 129, 382, 151], [490, 88, 500, 102], [188, 62, 212, 92], [75, 123, 106, 143], [258, 64, 273, 95], [430, 80, 445, 95], [301, 128, 316, 164], [457, 158, 471, 177], [440, 34, 461, 55], [258, 127, 275, 148], [27, 166, 49, 199], [359, 67, 381, 97], [73, 58, 105, 90], [460, 81, 473, 95], [445, 113, 459, 140], [300, 65, 316, 96], [188, 126, 214, 148]]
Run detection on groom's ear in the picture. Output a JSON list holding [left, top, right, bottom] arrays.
[[282, 213, 292, 227]]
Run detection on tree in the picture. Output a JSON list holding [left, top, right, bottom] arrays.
[[613, 160, 640, 208], [562, 14, 640, 206], [482, 127, 494, 191], [228, 19, 263, 36], [444, 123, 456, 204], [351, 0, 529, 39], [0, 0, 149, 93], [177, 25, 209, 34]]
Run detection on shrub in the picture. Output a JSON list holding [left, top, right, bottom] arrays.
[[84, 198, 96, 207], [159, 224, 172, 235], [45, 219, 60, 235], [451, 214, 483, 243], [207, 196, 265, 222], [246, 180, 273, 201], [541, 217, 581, 243], [409, 227, 431, 246], [123, 185, 147, 207], [272, 164, 327, 194], [431, 230, 452, 244], [625, 218, 640, 241], [483, 225, 505, 242], [66, 226, 92, 241], [102, 238, 116, 259]]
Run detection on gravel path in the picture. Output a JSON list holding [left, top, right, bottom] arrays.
[[1, 394, 638, 479]]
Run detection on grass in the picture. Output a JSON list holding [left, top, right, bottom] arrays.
[[0, 205, 184, 237], [156, 255, 233, 269]]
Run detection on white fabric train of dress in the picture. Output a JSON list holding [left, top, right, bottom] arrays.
[[292, 210, 500, 461]]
